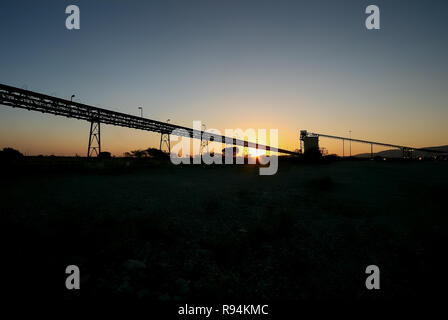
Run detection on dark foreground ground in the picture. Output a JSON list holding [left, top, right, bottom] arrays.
[[1, 157, 447, 302]]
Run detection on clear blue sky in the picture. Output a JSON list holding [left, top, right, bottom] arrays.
[[1, 0, 447, 155]]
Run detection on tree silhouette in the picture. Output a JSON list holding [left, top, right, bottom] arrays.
[[0, 147, 24, 160]]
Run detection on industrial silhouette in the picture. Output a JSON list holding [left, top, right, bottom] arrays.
[[0, 83, 445, 159]]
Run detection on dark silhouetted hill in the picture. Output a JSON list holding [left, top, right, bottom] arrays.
[[356, 145, 448, 158]]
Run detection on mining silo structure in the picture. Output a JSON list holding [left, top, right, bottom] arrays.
[[300, 130, 320, 154]]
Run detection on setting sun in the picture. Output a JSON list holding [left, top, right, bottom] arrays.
[[249, 148, 266, 158]]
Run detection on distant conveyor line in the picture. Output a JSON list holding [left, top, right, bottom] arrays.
[[306, 131, 446, 154]]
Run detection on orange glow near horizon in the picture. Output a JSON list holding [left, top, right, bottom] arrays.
[[0, 123, 446, 158], [1, 104, 447, 157]]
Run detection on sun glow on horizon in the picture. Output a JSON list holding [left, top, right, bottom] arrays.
[[249, 148, 266, 158]]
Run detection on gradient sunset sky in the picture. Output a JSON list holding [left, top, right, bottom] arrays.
[[1, 0, 447, 156]]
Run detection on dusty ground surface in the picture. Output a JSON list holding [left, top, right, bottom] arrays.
[[1, 158, 447, 301]]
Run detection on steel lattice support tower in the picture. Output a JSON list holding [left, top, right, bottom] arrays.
[[87, 120, 101, 157], [200, 124, 209, 154], [200, 139, 209, 154], [160, 131, 170, 153]]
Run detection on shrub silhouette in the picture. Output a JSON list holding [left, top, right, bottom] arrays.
[[124, 148, 168, 159], [98, 151, 112, 159], [145, 148, 168, 159]]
